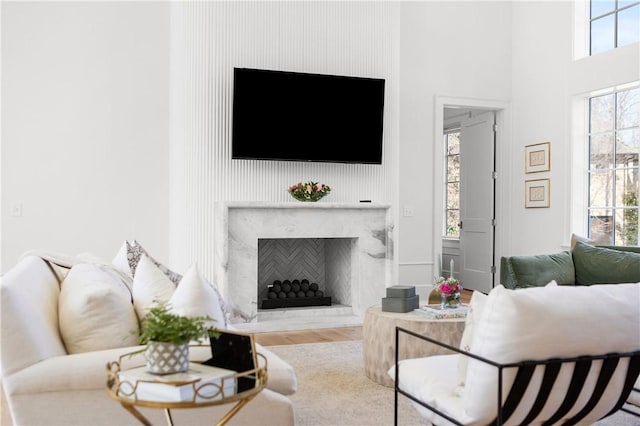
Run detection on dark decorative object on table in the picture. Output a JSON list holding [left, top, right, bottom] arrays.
[[204, 330, 257, 392]]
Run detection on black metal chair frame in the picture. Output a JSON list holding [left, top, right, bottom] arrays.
[[394, 326, 640, 426]]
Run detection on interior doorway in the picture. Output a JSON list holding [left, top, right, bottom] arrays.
[[435, 97, 509, 295]]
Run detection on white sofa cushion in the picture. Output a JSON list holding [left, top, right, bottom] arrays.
[[1, 256, 67, 376], [118, 240, 229, 327], [112, 241, 132, 278], [464, 283, 640, 424], [131, 257, 226, 330], [131, 254, 177, 320], [456, 290, 488, 386], [59, 264, 139, 354], [389, 354, 466, 424], [169, 262, 227, 329]]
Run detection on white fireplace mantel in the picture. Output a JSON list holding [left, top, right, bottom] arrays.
[[214, 202, 394, 323]]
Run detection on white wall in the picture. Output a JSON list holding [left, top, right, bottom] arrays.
[[1, 2, 170, 271], [509, 0, 639, 255], [2, 0, 636, 283], [397, 1, 512, 287], [169, 1, 400, 277]]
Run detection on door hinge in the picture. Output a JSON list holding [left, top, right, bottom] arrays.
[[491, 219, 497, 227], [458, 221, 463, 230], [492, 171, 498, 179], [491, 265, 496, 274], [493, 123, 498, 132]]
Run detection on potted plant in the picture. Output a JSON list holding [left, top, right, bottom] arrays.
[[136, 302, 219, 375]]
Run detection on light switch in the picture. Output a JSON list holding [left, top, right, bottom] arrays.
[[11, 202, 23, 217]]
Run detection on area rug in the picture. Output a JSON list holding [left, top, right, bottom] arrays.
[[267, 340, 640, 426]]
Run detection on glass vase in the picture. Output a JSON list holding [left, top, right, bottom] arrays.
[[440, 292, 460, 309]]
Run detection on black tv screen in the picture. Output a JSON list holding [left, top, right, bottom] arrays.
[[232, 68, 385, 164]]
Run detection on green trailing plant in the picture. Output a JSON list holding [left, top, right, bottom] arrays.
[[136, 302, 220, 346]]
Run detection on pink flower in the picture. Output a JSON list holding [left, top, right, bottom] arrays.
[[439, 284, 453, 295]]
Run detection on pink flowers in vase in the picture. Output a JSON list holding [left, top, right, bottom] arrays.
[[288, 181, 331, 202], [434, 276, 462, 308]]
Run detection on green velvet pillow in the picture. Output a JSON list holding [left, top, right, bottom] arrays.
[[573, 241, 640, 285], [500, 251, 575, 289]]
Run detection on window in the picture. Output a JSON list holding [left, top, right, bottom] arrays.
[[588, 85, 639, 245], [445, 130, 460, 238], [590, 0, 639, 55]]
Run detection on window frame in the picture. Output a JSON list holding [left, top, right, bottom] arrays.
[[586, 83, 639, 245], [444, 128, 461, 239], [589, 0, 640, 56]]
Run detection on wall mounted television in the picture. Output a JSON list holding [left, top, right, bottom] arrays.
[[232, 68, 385, 164]]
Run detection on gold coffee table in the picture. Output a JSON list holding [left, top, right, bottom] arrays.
[[106, 349, 267, 426]]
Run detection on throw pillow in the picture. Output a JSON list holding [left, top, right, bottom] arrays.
[[116, 239, 229, 327], [570, 233, 596, 250], [168, 262, 227, 330], [112, 240, 132, 278], [128, 240, 182, 285], [59, 263, 139, 354], [131, 254, 177, 320], [572, 241, 640, 285], [456, 290, 488, 386], [463, 283, 640, 424], [501, 251, 575, 288]]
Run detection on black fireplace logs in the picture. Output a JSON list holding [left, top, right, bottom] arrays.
[[261, 279, 332, 309]]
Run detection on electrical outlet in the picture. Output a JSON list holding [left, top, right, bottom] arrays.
[[10, 202, 22, 217], [403, 206, 414, 217]]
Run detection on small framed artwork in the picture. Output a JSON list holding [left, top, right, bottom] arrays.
[[525, 179, 550, 208], [525, 142, 551, 173]]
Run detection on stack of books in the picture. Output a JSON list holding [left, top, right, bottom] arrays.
[[117, 362, 237, 403], [413, 304, 469, 319]]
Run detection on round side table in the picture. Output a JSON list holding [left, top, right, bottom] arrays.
[[362, 305, 466, 387]]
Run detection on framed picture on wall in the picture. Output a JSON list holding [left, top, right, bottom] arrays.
[[525, 142, 551, 173], [525, 178, 550, 208]]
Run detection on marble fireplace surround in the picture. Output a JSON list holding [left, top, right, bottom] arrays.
[[214, 202, 394, 325]]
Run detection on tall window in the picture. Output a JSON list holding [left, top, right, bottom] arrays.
[[445, 130, 460, 238], [588, 85, 639, 245], [590, 0, 639, 55]]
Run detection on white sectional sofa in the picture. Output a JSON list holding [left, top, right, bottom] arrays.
[[1, 248, 298, 426]]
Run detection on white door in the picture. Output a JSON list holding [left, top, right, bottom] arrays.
[[459, 111, 496, 293]]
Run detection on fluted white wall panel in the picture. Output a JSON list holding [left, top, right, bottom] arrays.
[[170, 1, 398, 279]]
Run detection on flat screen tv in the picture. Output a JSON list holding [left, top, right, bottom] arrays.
[[232, 68, 385, 164]]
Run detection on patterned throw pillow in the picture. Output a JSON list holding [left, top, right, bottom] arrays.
[[127, 240, 182, 285]]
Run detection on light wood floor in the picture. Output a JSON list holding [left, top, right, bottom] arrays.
[[254, 289, 473, 346], [254, 326, 363, 346]]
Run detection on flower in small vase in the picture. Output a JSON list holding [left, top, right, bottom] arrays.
[[288, 181, 331, 202], [434, 276, 462, 308]]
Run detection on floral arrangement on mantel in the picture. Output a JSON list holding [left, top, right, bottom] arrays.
[[288, 181, 331, 202], [434, 276, 462, 308]]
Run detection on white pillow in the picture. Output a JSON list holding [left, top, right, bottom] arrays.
[[463, 283, 640, 424], [115, 239, 229, 326], [112, 240, 132, 278], [456, 282, 558, 387], [456, 290, 488, 386], [59, 263, 139, 354], [570, 233, 596, 250], [169, 262, 226, 330], [128, 240, 182, 285], [132, 254, 177, 320]]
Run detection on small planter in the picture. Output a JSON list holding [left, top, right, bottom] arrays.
[[145, 341, 189, 375]]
